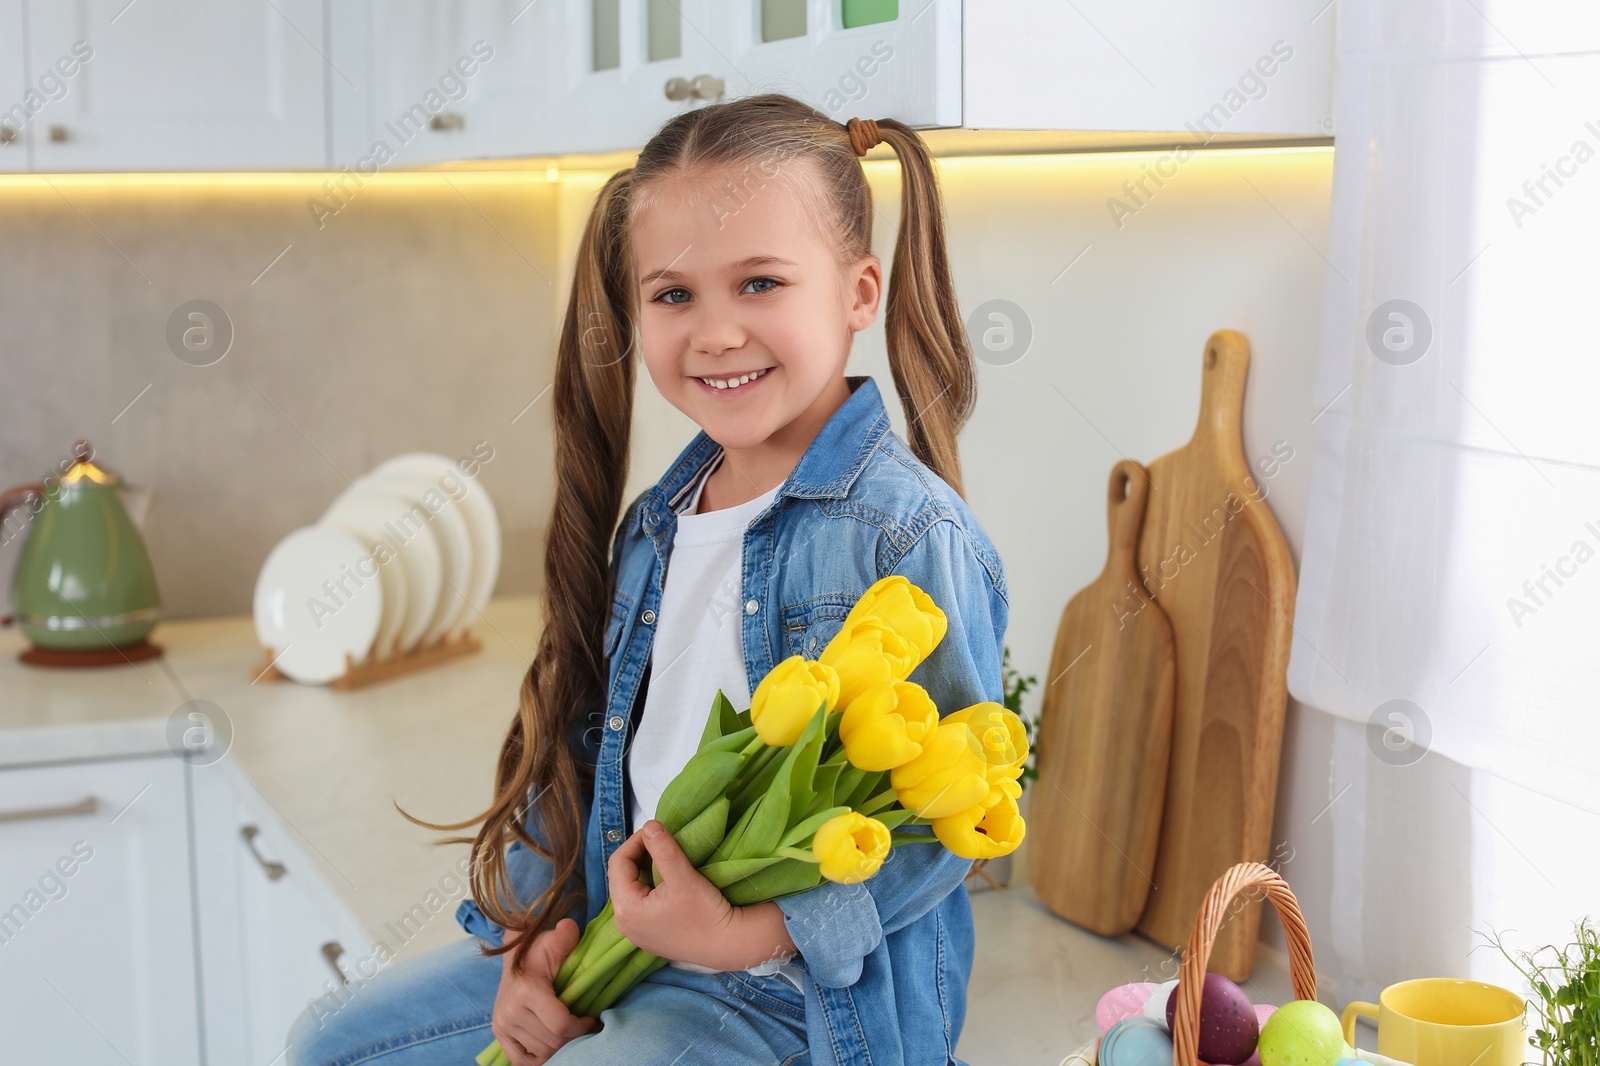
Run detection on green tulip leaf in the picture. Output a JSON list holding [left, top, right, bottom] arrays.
[[655, 750, 742, 834], [722, 857, 823, 905]]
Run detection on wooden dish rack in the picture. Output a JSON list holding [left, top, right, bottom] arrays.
[[252, 629, 481, 690]]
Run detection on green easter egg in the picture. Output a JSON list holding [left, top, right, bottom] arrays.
[[1257, 1000, 1349, 1066]]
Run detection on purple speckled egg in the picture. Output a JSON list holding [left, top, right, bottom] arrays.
[[1165, 973, 1260, 1065]]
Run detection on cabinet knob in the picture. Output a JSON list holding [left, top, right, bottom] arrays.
[[0, 124, 17, 145], [49, 124, 69, 143], [663, 76, 691, 101], [429, 111, 466, 132]]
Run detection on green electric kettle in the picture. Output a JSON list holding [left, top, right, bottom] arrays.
[[1, 439, 163, 663]]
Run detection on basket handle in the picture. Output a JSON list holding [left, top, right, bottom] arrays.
[[1171, 862, 1317, 1066]]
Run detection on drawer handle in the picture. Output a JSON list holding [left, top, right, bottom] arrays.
[[0, 795, 98, 823], [240, 825, 287, 880], [322, 940, 349, 984]]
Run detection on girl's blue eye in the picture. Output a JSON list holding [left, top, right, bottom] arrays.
[[744, 277, 781, 295], [656, 288, 691, 305]]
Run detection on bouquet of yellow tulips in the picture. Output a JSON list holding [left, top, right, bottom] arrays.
[[474, 576, 1027, 1066]]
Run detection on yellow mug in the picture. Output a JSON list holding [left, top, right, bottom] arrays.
[[1341, 978, 1527, 1066]]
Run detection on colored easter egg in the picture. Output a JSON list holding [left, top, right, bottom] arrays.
[[1258, 1000, 1351, 1066], [1240, 1004, 1279, 1066], [1164, 972, 1260, 1065], [1098, 982, 1158, 1033], [1099, 1016, 1175, 1066]]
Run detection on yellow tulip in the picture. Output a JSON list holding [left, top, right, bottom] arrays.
[[819, 619, 916, 710], [750, 655, 840, 747], [931, 793, 1027, 860], [944, 703, 1029, 781], [889, 720, 991, 819], [836, 576, 948, 668], [838, 680, 939, 771], [812, 811, 892, 884]]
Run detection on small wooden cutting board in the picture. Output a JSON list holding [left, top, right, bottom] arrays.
[[1132, 330, 1297, 980], [1029, 459, 1176, 935]]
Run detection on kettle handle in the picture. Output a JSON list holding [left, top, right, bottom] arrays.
[[0, 482, 46, 627], [1, 482, 46, 528]]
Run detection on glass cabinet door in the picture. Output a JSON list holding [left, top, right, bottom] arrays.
[[553, 0, 725, 155], [721, 0, 961, 131]]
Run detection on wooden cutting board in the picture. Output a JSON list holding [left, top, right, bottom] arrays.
[[1028, 459, 1176, 935], [1132, 330, 1297, 980]]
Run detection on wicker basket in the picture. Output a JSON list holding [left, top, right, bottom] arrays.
[[1064, 862, 1318, 1066]]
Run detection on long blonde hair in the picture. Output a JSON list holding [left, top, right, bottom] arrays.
[[414, 93, 976, 973]]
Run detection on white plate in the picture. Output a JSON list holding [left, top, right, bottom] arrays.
[[320, 493, 411, 660], [254, 526, 383, 684], [373, 452, 501, 636], [322, 484, 443, 655], [355, 467, 474, 647]]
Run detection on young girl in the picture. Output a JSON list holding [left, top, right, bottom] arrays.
[[289, 93, 1009, 1066]]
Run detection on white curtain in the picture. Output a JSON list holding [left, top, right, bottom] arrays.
[[1289, 0, 1600, 1000]]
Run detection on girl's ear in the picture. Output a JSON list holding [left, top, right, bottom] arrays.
[[845, 253, 884, 334]]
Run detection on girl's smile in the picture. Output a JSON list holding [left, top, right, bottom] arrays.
[[693, 366, 773, 394]]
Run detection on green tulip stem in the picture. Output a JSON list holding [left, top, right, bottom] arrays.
[[555, 902, 615, 990], [858, 787, 898, 816], [740, 735, 766, 757], [559, 935, 636, 1009], [776, 846, 820, 863], [475, 1040, 502, 1065], [583, 948, 670, 1016]]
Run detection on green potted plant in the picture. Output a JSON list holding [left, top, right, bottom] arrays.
[[1492, 918, 1600, 1065], [966, 645, 1038, 893]]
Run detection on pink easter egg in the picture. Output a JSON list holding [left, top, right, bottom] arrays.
[[1240, 1004, 1278, 1066], [1097, 983, 1158, 1034]]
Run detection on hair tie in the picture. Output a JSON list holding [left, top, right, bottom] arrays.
[[845, 117, 883, 157]]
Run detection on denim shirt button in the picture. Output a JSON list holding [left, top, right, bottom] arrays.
[[744, 598, 759, 615], [608, 715, 625, 731], [640, 609, 656, 625], [606, 829, 623, 843]]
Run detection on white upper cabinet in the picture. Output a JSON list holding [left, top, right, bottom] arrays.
[[25, 0, 328, 171], [330, 0, 560, 168], [719, 0, 960, 130], [964, 2, 1334, 137], [0, 0, 28, 170], [6, 0, 1335, 170], [547, 0, 729, 156], [549, 0, 960, 155]]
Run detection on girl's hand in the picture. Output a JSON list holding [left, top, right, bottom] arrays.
[[491, 919, 600, 1066], [607, 820, 746, 969]]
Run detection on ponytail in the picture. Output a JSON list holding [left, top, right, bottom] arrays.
[[403, 168, 639, 974]]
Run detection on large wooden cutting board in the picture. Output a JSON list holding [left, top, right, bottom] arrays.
[[1133, 330, 1297, 980], [1029, 459, 1176, 935]]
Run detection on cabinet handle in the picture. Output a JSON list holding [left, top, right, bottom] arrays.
[[0, 125, 16, 145], [664, 75, 724, 102], [0, 795, 97, 823], [321, 940, 349, 984], [240, 825, 287, 881], [49, 124, 69, 143], [429, 111, 465, 132], [690, 74, 724, 100]]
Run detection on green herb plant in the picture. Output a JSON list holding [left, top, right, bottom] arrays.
[[1490, 918, 1600, 1066]]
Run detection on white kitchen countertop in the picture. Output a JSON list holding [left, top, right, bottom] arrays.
[[0, 596, 1293, 1064]]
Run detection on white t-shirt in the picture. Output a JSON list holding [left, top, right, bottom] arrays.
[[626, 456, 806, 992]]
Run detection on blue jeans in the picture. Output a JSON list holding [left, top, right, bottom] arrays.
[[287, 935, 811, 1066]]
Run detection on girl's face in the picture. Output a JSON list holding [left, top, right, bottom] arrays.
[[632, 160, 881, 456]]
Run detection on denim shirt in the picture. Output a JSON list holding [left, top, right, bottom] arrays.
[[457, 375, 1010, 1066]]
